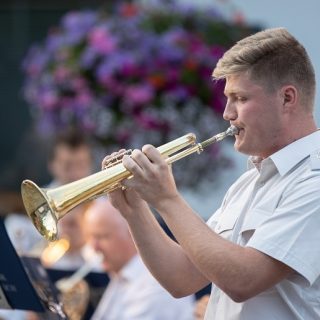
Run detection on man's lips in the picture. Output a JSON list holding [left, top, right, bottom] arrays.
[[234, 127, 244, 137]]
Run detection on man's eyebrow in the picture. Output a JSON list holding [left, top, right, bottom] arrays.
[[224, 90, 237, 96], [224, 88, 247, 96]]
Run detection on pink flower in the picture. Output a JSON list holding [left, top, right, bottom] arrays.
[[53, 66, 71, 81], [71, 77, 88, 90], [135, 113, 167, 131], [88, 26, 117, 54], [124, 84, 154, 106], [76, 91, 93, 107], [39, 90, 58, 110]]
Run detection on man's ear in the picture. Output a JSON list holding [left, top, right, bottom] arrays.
[[281, 85, 298, 111]]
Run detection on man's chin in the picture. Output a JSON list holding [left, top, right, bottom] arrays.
[[234, 141, 250, 156], [102, 261, 111, 272]]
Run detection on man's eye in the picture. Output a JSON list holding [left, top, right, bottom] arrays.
[[236, 96, 246, 102]]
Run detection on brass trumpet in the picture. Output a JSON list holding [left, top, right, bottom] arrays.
[[21, 125, 239, 241]]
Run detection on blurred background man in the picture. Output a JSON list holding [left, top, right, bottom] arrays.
[[85, 197, 195, 320], [42, 129, 99, 270], [47, 129, 93, 187]]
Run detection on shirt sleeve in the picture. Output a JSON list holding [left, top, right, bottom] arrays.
[[246, 175, 320, 286]]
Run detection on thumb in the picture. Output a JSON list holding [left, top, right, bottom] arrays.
[[107, 188, 126, 209]]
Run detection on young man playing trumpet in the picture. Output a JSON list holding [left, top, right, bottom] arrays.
[[105, 28, 320, 319]]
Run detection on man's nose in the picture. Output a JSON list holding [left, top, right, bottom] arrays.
[[90, 238, 101, 252], [223, 101, 237, 121]]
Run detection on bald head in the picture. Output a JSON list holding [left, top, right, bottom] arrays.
[[86, 197, 128, 233], [84, 197, 137, 273]]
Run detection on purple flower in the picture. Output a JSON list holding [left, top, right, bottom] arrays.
[[22, 46, 49, 77], [62, 11, 97, 44], [167, 86, 189, 102], [38, 88, 58, 110], [45, 33, 65, 54], [135, 112, 167, 131]]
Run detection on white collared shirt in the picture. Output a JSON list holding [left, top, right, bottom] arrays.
[[206, 130, 320, 320], [91, 254, 194, 320]]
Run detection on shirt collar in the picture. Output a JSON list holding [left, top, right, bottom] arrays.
[[248, 130, 320, 176], [118, 254, 142, 282]]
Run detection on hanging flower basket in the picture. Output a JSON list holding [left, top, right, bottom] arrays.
[[22, 1, 258, 188]]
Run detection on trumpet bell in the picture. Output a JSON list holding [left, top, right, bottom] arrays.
[[21, 180, 58, 241]]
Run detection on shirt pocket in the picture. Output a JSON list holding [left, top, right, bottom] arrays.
[[240, 209, 272, 244], [214, 208, 239, 241]]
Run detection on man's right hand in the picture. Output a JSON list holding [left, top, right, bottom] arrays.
[[102, 149, 148, 219]]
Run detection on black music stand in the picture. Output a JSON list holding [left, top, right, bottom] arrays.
[[0, 218, 66, 319]]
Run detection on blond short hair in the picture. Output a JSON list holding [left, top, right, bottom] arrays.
[[213, 28, 315, 110]]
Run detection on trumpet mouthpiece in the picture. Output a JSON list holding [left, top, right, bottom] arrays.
[[227, 125, 240, 136]]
